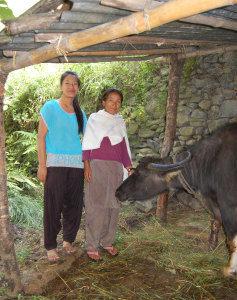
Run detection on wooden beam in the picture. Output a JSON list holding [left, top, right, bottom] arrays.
[[67, 48, 193, 56], [101, 0, 164, 11], [153, 44, 237, 62], [2, 12, 61, 35], [35, 33, 68, 43], [35, 33, 234, 47], [176, 45, 237, 59], [21, 0, 66, 15], [101, 0, 237, 31], [0, 0, 236, 74], [8, 43, 236, 61], [179, 14, 237, 31], [45, 55, 160, 63], [4, 48, 196, 58], [110, 36, 235, 46], [0, 35, 13, 45], [3, 50, 26, 57]]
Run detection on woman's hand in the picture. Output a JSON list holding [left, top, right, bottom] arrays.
[[37, 165, 47, 183], [84, 160, 91, 183], [126, 166, 134, 177]]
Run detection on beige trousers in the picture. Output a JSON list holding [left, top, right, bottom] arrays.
[[84, 159, 123, 251], [85, 206, 119, 251]]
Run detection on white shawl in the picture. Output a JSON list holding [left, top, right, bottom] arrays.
[[82, 109, 131, 159]]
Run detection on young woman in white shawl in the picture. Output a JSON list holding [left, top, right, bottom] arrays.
[[82, 88, 134, 262]]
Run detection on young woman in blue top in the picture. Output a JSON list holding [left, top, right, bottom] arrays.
[[37, 71, 87, 262]]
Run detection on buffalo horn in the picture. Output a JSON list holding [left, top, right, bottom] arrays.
[[149, 151, 192, 171]]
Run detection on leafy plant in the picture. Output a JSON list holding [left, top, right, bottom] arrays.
[[0, 0, 14, 21], [8, 190, 43, 228]]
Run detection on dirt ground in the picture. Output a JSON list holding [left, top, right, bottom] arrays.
[[3, 204, 237, 300]]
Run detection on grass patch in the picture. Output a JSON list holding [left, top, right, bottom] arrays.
[[42, 206, 237, 300]]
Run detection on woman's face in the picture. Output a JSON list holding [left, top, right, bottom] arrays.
[[60, 75, 79, 98], [103, 92, 122, 115]]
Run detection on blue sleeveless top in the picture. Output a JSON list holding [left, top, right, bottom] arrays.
[[40, 100, 87, 168]]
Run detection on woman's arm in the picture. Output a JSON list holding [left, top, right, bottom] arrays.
[[37, 116, 48, 183], [121, 138, 134, 176], [84, 160, 91, 183]]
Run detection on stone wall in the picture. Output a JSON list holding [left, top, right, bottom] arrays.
[[127, 51, 237, 165]]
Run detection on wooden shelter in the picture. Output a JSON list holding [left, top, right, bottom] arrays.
[[0, 0, 237, 296], [0, 0, 236, 70]]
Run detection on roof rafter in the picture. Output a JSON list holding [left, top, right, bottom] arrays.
[[101, 0, 237, 31]]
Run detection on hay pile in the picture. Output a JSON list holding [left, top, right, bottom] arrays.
[[41, 206, 237, 300]]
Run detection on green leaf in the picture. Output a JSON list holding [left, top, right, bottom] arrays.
[[0, 0, 7, 5], [0, 6, 14, 20]]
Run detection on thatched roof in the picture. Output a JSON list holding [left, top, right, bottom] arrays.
[[0, 0, 236, 72]]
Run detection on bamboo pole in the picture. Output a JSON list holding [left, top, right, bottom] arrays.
[[0, 0, 236, 74], [35, 33, 68, 43], [101, 0, 237, 31]]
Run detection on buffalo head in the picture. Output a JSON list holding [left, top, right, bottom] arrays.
[[116, 151, 191, 202]]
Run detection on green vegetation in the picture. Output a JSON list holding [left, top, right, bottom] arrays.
[[181, 57, 198, 82], [0, 0, 14, 21]]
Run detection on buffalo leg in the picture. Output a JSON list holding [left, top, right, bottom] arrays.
[[156, 192, 168, 224], [218, 198, 237, 277], [223, 236, 237, 277], [209, 219, 222, 250], [206, 199, 222, 250]]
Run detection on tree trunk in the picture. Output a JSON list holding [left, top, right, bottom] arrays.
[[0, 74, 22, 296], [156, 54, 185, 223]]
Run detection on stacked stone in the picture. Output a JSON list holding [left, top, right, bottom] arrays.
[[127, 51, 237, 165]]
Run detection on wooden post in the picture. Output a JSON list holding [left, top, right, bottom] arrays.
[[0, 74, 22, 295], [156, 54, 185, 223]]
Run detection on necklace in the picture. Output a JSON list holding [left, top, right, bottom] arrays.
[[58, 98, 74, 113]]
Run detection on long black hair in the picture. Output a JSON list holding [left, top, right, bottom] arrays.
[[60, 71, 84, 134]]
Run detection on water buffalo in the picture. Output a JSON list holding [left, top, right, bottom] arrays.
[[116, 122, 237, 277]]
